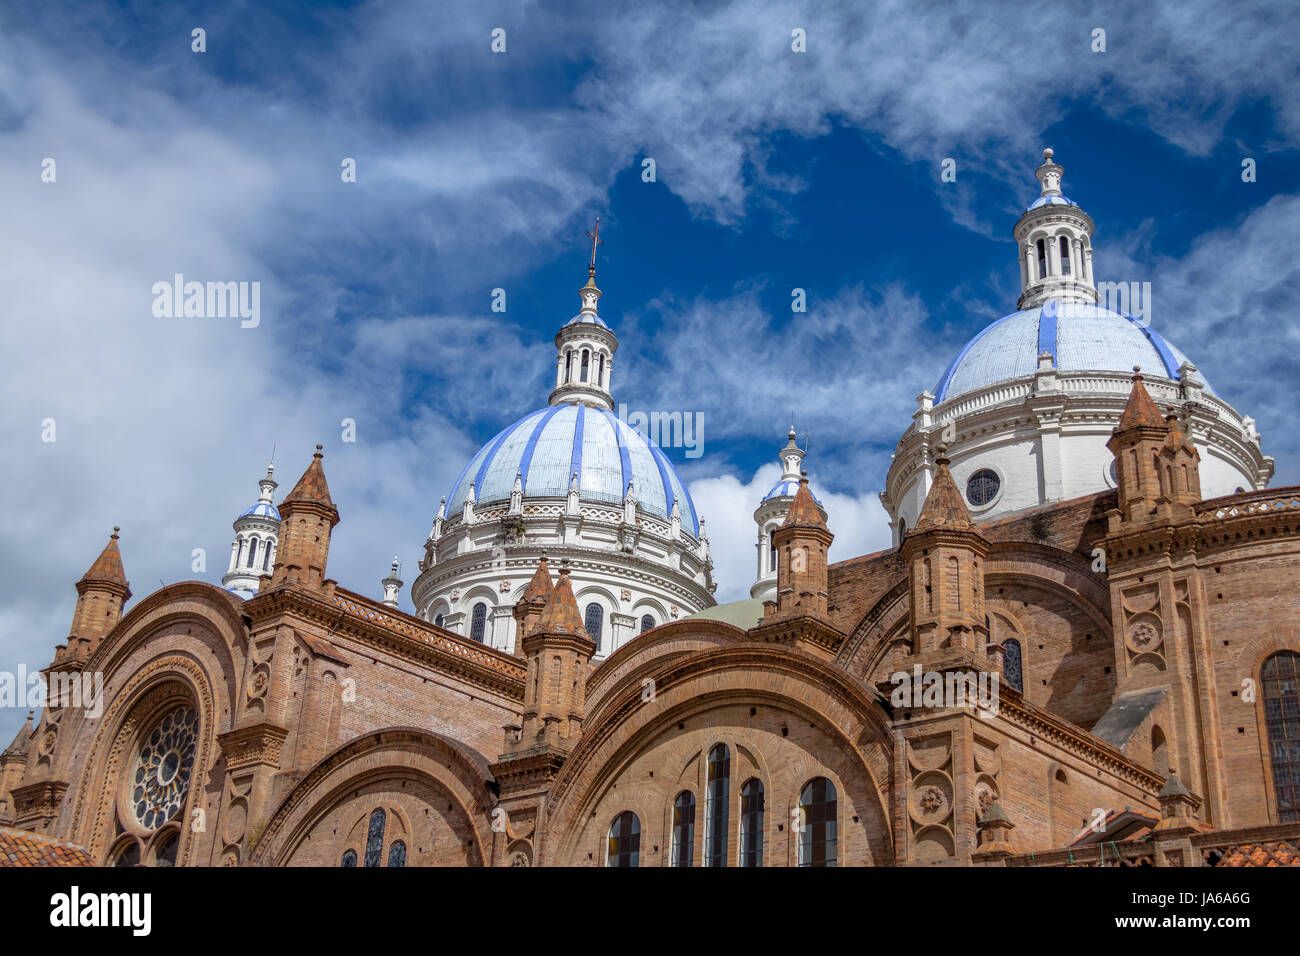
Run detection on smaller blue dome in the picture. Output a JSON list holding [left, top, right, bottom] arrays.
[[763, 479, 822, 505], [565, 313, 608, 328], [240, 501, 281, 521], [1027, 194, 1077, 211]]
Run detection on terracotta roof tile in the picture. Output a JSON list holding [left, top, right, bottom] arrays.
[[1117, 372, 1165, 430], [912, 459, 977, 534], [282, 446, 335, 510], [521, 556, 554, 604], [0, 827, 94, 867], [782, 476, 828, 532], [78, 528, 129, 592], [535, 568, 590, 640]]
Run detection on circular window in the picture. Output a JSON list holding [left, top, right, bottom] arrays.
[[130, 707, 198, 831], [966, 469, 1001, 507]]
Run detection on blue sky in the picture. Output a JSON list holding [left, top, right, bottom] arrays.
[[2, 0, 1299, 743]]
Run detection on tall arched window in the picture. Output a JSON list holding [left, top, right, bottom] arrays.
[[1036, 238, 1048, 278], [246, 538, 258, 568], [1262, 651, 1300, 822], [704, 743, 730, 867], [639, 614, 655, 634], [671, 791, 695, 867], [387, 841, 407, 867], [607, 811, 640, 867], [597, 353, 605, 386], [262, 542, 272, 572], [340, 849, 357, 867], [581, 349, 590, 383], [563, 349, 572, 384], [470, 603, 487, 643], [1151, 726, 1169, 778], [769, 535, 778, 571], [363, 808, 386, 867], [740, 778, 764, 867], [1059, 235, 1071, 274], [798, 777, 837, 867], [584, 603, 603, 650], [1003, 638, 1023, 692]]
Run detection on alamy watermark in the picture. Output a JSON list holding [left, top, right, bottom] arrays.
[[617, 404, 703, 459], [889, 665, 1000, 718], [0, 666, 104, 718], [152, 274, 260, 328]]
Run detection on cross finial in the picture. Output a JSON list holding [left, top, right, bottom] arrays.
[[586, 216, 603, 274]]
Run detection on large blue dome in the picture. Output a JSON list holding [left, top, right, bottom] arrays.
[[446, 404, 700, 535], [933, 301, 1207, 404]]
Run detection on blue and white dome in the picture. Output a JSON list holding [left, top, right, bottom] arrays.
[[447, 404, 700, 535], [762, 479, 822, 504], [1027, 194, 1077, 210], [239, 501, 280, 521], [933, 302, 1206, 404]]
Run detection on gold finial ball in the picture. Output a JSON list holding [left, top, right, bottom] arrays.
[[1043, 147, 1054, 160], [1133, 365, 1141, 374]]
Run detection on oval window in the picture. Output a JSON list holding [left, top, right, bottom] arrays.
[[966, 469, 1000, 507]]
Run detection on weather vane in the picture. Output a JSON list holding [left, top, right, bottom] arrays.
[[586, 216, 603, 273]]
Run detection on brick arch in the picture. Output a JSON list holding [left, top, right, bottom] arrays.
[[584, 618, 749, 723], [70, 656, 218, 867], [545, 646, 894, 866], [251, 727, 496, 867], [838, 581, 909, 681], [982, 542, 1112, 630]]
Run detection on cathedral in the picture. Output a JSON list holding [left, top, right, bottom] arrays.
[[2, 150, 1299, 868]]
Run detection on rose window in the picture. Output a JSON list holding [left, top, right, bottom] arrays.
[[130, 707, 198, 830]]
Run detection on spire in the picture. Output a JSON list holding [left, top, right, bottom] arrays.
[[548, 218, 618, 411], [521, 554, 554, 605], [779, 427, 806, 481], [381, 556, 403, 608], [223, 460, 283, 596], [3, 712, 33, 758], [1014, 148, 1098, 310], [283, 444, 335, 510], [912, 457, 978, 533], [79, 527, 130, 593], [535, 565, 591, 640], [1117, 368, 1166, 430], [782, 473, 828, 532]]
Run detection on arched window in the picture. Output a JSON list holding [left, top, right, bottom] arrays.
[[581, 349, 590, 383], [1262, 651, 1300, 822], [113, 841, 141, 867], [671, 791, 695, 867], [607, 811, 640, 867], [740, 778, 764, 867], [1003, 638, 1023, 692], [246, 538, 258, 567], [470, 603, 487, 643], [434, 613, 445, 629], [1059, 235, 1071, 275], [363, 808, 386, 867], [153, 831, 179, 867], [563, 349, 572, 384], [769, 535, 778, 571], [966, 469, 1000, 507], [584, 603, 603, 650], [597, 353, 605, 387], [262, 542, 272, 571], [639, 614, 655, 634], [704, 743, 730, 867], [387, 841, 407, 868], [798, 777, 837, 867], [1036, 238, 1048, 278], [340, 849, 357, 867]]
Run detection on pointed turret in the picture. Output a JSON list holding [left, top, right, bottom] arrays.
[[59, 528, 132, 664], [1014, 148, 1098, 310], [0, 712, 34, 825], [1108, 369, 1173, 522], [1159, 414, 1203, 506], [511, 554, 554, 655], [380, 557, 403, 608], [900, 455, 989, 658], [268, 446, 340, 592], [510, 563, 596, 752]]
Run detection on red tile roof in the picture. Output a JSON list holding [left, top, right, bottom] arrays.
[[283, 446, 335, 510], [1117, 373, 1165, 430], [78, 528, 130, 592], [0, 827, 94, 867]]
